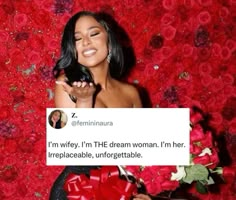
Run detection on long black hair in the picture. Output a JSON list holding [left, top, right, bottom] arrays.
[[53, 11, 124, 83], [48, 110, 62, 129]]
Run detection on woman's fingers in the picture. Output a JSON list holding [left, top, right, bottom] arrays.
[[56, 81, 73, 93]]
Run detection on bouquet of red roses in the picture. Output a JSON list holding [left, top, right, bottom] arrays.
[[125, 108, 236, 196]]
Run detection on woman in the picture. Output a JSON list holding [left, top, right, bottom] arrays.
[[48, 110, 65, 129], [50, 11, 151, 200]]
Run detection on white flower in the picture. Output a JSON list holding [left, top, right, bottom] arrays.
[[199, 147, 212, 156], [171, 166, 186, 181]]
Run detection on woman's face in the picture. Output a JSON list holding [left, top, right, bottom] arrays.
[[74, 15, 109, 68], [52, 111, 60, 122]]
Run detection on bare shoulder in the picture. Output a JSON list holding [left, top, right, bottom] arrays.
[[114, 80, 142, 107]]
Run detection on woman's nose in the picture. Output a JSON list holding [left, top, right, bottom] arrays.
[[82, 36, 91, 46]]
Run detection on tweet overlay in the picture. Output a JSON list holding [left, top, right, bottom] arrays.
[[46, 108, 190, 166]]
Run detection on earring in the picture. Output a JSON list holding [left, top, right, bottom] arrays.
[[107, 49, 111, 63]]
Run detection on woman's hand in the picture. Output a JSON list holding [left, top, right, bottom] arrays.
[[133, 194, 152, 200], [56, 80, 96, 106]]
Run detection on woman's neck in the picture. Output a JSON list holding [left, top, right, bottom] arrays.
[[90, 66, 113, 90]]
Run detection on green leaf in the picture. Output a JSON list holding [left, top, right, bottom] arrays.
[[196, 181, 208, 194], [182, 164, 209, 184]]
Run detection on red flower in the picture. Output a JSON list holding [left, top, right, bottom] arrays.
[[162, 0, 177, 11], [225, 39, 236, 52], [223, 166, 236, 177], [27, 50, 42, 64], [209, 149, 220, 169], [221, 46, 231, 60], [161, 25, 177, 41], [193, 154, 211, 166], [0, 165, 18, 182], [190, 144, 203, 155], [190, 111, 203, 125], [197, 11, 212, 25], [190, 124, 205, 142], [182, 43, 194, 57], [197, 0, 213, 6], [200, 131, 213, 148], [199, 62, 212, 75], [14, 13, 28, 28]]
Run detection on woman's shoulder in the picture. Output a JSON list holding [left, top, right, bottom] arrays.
[[114, 80, 138, 93], [114, 80, 142, 107]]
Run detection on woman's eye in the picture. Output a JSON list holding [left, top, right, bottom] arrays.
[[75, 38, 81, 41], [90, 32, 99, 37]]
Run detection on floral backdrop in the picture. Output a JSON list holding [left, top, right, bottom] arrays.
[[0, 0, 235, 199]]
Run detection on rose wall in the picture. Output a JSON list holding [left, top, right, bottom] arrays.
[[0, 0, 235, 199]]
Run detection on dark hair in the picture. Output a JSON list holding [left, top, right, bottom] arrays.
[[53, 11, 124, 83], [49, 110, 62, 129]]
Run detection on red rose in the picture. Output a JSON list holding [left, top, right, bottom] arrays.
[[161, 25, 176, 40], [0, 106, 11, 119], [221, 73, 234, 85], [3, 139, 18, 153], [193, 154, 211, 165], [190, 124, 205, 142], [14, 13, 28, 28], [224, 85, 234, 98], [182, 43, 194, 57], [208, 78, 224, 93], [184, 0, 196, 8], [0, 165, 18, 182], [222, 166, 236, 177], [27, 50, 42, 64], [161, 13, 175, 26], [221, 46, 231, 60], [200, 74, 213, 87], [0, 31, 9, 42], [190, 144, 203, 155], [209, 149, 220, 169], [160, 46, 174, 59], [162, 0, 177, 11], [9, 48, 25, 67], [161, 180, 179, 191], [197, 10, 212, 25], [225, 39, 236, 52], [197, 47, 212, 61], [219, 7, 230, 21], [212, 43, 222, 58], [200, 131, 213, 148], [199, 62, 212, 75], [209, 112, 223, 126], [190, 110, 203, 125], [197, 0, 213, 6]]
